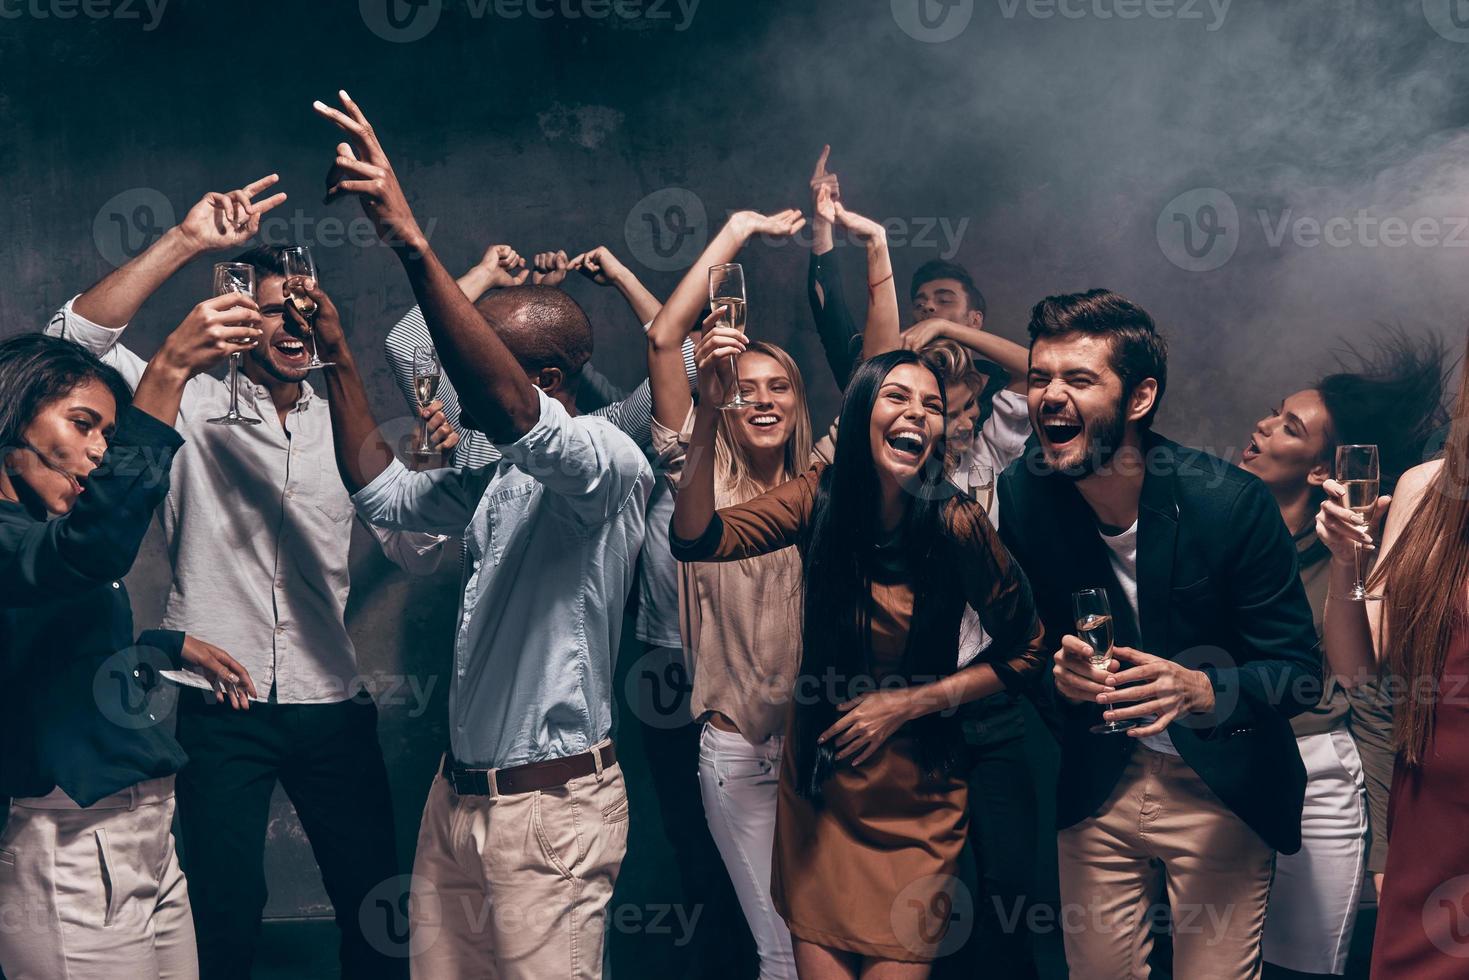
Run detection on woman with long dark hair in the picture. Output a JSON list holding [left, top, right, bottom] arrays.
[[671, 330, 1044, 979], [0, 304, 258, 979], [1316, 331, 1468, 978], [1241, 332, 1446, 977]]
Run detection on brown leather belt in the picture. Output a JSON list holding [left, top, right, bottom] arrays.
[[442, 743, 617, 797]]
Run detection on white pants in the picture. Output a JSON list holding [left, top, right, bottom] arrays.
[[1262, 729, 1367, 975], [697, 724, 797, 980], [0, 776, 196, 980]]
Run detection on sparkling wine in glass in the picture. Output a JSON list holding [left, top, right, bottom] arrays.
[[412, 347, 441, 456], [709, 263, 751, 411], [206, 262, 263, 426], [1072, 588, 1139, 735], [966, 456, 995, 512], [1336, 444, 1382, 601], [281, 246, 332, 369]]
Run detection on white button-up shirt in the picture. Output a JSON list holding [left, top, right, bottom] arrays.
[[353, 388, 652, 769], [48, 299, 446, 703]]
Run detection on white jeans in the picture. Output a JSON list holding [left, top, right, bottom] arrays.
[[697, 724, 797, 980], [1262, 729, 1367, 975]]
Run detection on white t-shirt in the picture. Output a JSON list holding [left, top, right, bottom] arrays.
[[1097, 520, 1179, 755]]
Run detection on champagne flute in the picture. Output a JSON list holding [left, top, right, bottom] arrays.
[[966, 456, 995, 512], [709, 263, 751, 411], [206, 262, 263, 426], [282, 246, 333, 369], [1072, 588, 1139, 734], [1336, 444, 1383, 601], [412, 347, 441, 456]]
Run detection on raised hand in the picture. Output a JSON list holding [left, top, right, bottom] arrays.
[[810, 145, 840, 220], [176, 175, 289, 254], [314, 90, 427, 253], [901, 318, 951, 352], [694, 312, 747, 409], [568, 245, 629, 286], [157, 294, 263, 376], [418, 399, 460, 455], [833, 201, 887, 247], [730, 208, 807, 242], [532, 250, 570, 286], [478, 244, 530, 288]]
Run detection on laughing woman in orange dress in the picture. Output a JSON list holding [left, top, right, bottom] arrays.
[[671, 334, 1044, 979]]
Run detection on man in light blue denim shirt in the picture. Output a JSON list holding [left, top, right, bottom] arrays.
[[311, 90, 652, 980]]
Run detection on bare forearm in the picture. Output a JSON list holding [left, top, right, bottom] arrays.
[[859, 238, 899, 360], [904, 662, 1005, 719], [613, 268, 663, 326], [74, 227, 199, 328], [941, 323, 1030, 389], [321, 349, 395, 494], [400, 246, 537, 442], [647, 220, 747, 353], [671, 406, 720, 541], [130, 360, 192, 427], [1324, 558, 1381, 686], [456, 264, 497, 303]]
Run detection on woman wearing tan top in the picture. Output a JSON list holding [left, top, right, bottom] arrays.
[[671, 334, 1045, 979], [647, 209, 814, 979]]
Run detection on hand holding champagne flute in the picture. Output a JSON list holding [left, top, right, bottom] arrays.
[[1071, 588, 1139, 734], [709, 263, 749, 411], [206, 262, 264, 426], [412, 347, 442, 456], [1334, 444, 1383, 601], [281, 245, 333, 369]]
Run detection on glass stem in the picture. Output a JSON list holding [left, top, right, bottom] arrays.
[[1353, 541, 1364, 595], [229, 354, 241, 416], [419, 412, 430, 453], [728, 354, 744, 400]]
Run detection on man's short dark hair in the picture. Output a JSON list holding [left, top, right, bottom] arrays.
[[474, 285, 594, 384], [232, 244, 291, 280], [1027, 288, 1168, 428], [910, 260, 986, 316]]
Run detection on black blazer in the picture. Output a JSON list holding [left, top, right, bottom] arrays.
[[997, 432, 1319, 854]]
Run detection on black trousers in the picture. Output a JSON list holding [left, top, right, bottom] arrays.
[[936, 694, 1041, 980], [174, 691, 405, 980]]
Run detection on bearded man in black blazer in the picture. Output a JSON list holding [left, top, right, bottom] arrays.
[[996, 289, 1319, 980]]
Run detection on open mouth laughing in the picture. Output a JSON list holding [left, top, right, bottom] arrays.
[[273, 336, 309, 368], [884, 425, 928, 462], [1041, 417, 1083, 448]]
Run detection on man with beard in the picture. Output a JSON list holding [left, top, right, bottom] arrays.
[[45, 178, 455, 980], [994, 289, 1320, 979]]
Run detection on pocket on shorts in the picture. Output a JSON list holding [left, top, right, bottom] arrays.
[[532, 790, 582, 881]]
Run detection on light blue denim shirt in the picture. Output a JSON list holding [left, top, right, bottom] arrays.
[[353, 388, 652, 768]]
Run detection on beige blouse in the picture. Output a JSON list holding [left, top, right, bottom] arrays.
[[652, 417, 805, 744]]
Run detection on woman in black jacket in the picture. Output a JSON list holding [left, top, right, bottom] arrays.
[[0, 296, 260, 980]]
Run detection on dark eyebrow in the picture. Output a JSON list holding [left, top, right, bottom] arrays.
[[1061, 369, 1100, 380], [880, 381, 914, 395], [68, 406, 103, 423], [1285, 411, 1307, 432]]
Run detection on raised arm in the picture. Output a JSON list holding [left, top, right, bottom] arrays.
[[902, 318, 1030, 394], [831, 203, 900, 363], [646, 209, 806, 432], [569, 245, 663, 328], [315, 91, 538, 443], [72, 176, 287, 329]]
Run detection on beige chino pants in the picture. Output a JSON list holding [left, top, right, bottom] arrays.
[[1057, 748, 1275, 980], [407, 749, 629, 980], [0, 776, 197, 980]]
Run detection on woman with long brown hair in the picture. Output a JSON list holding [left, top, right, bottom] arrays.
[[1317, 335, 1469, 977]]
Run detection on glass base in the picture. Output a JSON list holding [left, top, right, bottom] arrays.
[[411, 446, 437, 457], [1344, 587, 1384, 602], [207, 412, 262, 426], [1090, 718, 1142, 735], [306, 357, 335, 369], [718, 394, 754, 411]]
